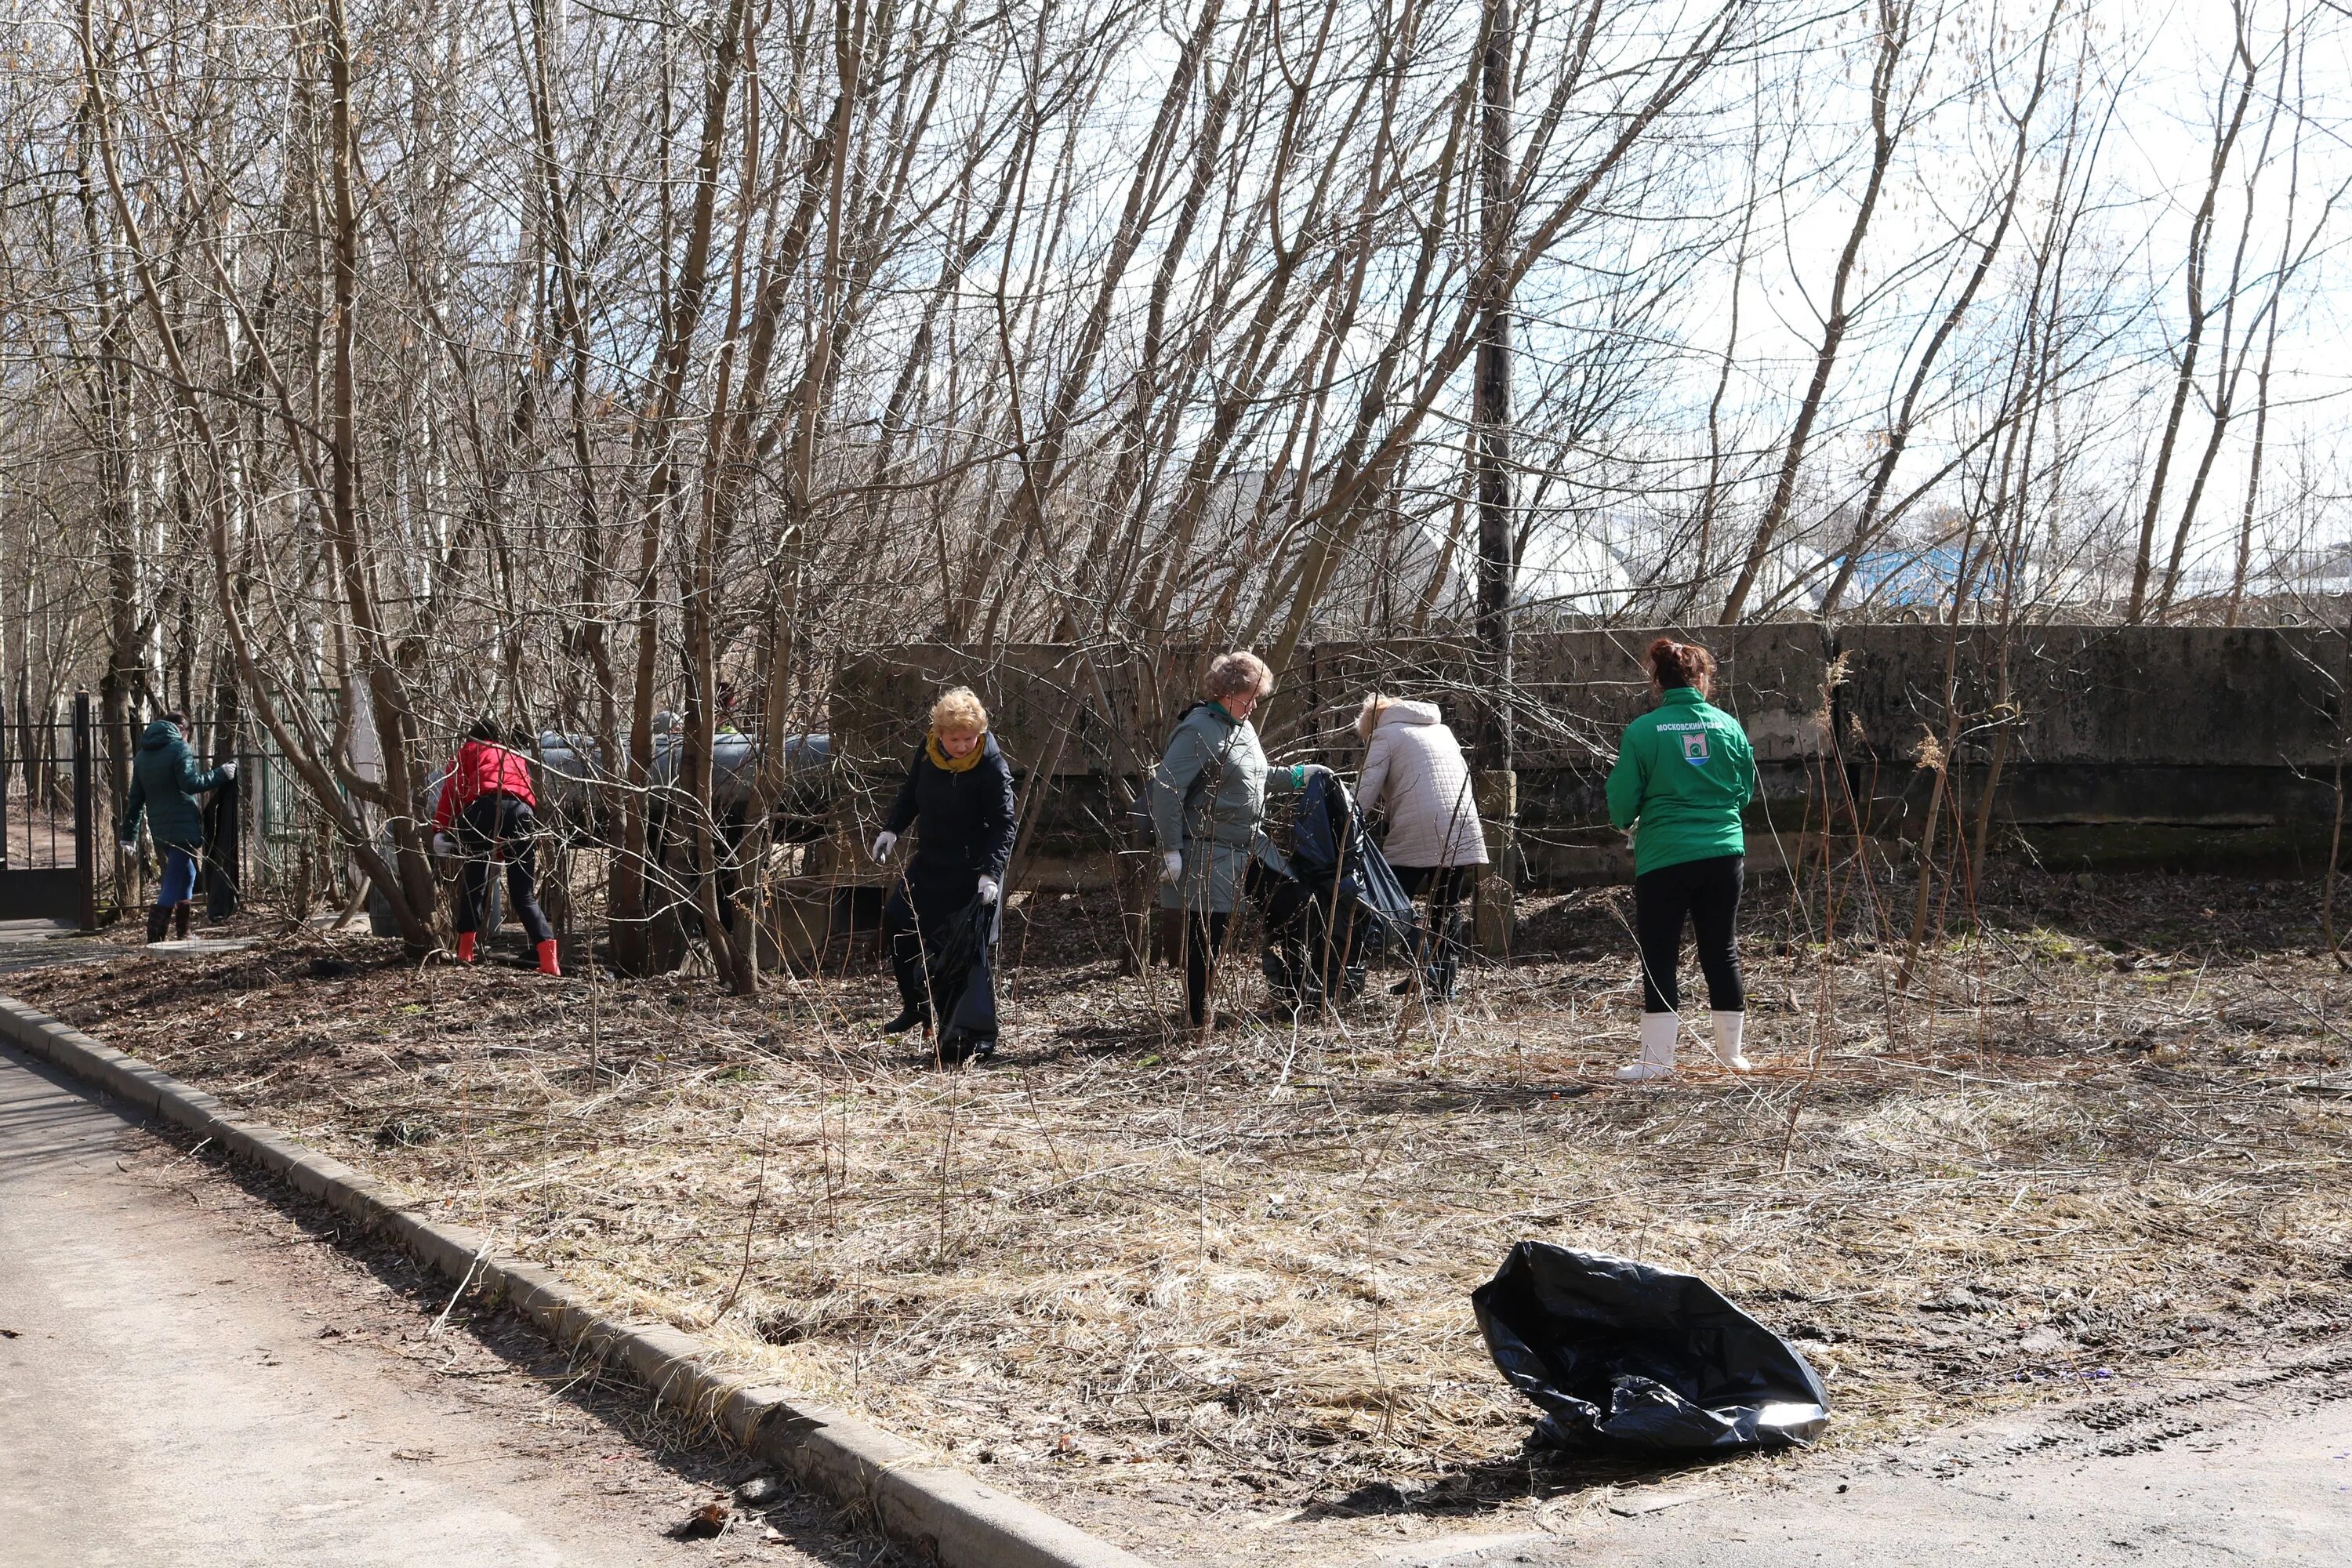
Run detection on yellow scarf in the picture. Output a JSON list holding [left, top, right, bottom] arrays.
[[926, 729, 986, 773]]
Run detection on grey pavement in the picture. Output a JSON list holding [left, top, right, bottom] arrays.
[[1345, 1364, 2352, 1568], [0, 1041, 870, 1568], [0, 920, 107, 976]]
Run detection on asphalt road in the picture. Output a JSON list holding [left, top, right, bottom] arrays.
[[0, 1041, 887, 1568]]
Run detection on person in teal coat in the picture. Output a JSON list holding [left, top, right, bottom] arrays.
[[1604, 638, 1755, 1081], [1148, 650, 1319, 1029], [118, 713, 237, 944]]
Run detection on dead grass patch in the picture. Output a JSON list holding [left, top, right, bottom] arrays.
[[20, 867, 2352, 1559]]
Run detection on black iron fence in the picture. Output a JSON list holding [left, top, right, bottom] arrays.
[[0, 695, 93, 925], [0, 695, 358, 928]]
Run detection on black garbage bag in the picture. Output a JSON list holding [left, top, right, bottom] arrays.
[[1258, 771, 1421, 1010], [926, 893, 998, 1065], [1472, 1241, 1830, 1453]]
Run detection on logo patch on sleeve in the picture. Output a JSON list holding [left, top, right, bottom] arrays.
[[1682, 732, 1710, 767]]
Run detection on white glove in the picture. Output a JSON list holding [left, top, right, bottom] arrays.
[[1161, 851, 1184, 884], [216, 760, 238, 780], [977, 877, 1000, 905], [430, 833, 457, 857], [869, 830, 898, 864], [118, 840, 137, 856]]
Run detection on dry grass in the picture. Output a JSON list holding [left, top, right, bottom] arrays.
[[21, 866, 2352, 1559]]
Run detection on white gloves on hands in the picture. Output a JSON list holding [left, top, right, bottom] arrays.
[[978, 877, 1000, 905], [869, 830, 898, 864], [1161, 851, 1185, 885], [430, 832, 457, 858], [216, 760, 238, 781], [118, 840, 137, 856]]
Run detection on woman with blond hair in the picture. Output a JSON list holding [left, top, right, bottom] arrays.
[[1605, 637, 1756, 1081], [1355, 693, 1486, 1000], [1148, 650, 1322, 1028], [870, 687, 1017, 1039]]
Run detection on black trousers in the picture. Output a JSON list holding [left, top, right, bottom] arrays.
[[882, 896, 932, 1016], [455, 794, 554, 946], [1633, 853, 1744, 1014], [884, 866, 982, 1018], [1181, 910, 1233, 1026], [1394, 864, 1471, 990]]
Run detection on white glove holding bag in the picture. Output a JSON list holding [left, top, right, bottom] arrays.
[[1161, 851, 1185, 885], [430, 832, 458, 858], [869, 830, 898, 864], [977, 876, 1000, 905], [118, 840, 137, 856]]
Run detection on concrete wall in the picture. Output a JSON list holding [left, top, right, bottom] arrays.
[[1838, 624, 2347, 870], [829, 626, 2352, 886]]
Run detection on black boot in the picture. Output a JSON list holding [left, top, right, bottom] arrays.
[[145, 906, 170, 944], [172, 903, 192, 941], [882, 1005, 930, 1036]]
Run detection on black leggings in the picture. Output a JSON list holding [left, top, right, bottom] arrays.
[[1633, 854, 1744, 1014], [1394, 864, 1471, 982], [455, 793, 554, 946], [1181, 910, 1233, 1027]]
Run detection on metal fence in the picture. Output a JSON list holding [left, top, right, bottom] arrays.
[[0, 695, 358, 927], [0, 697, 93, 925]]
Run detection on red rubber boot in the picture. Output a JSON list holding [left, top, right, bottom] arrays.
[[535, 939, 561, 977], [456, 931, 477, 964]]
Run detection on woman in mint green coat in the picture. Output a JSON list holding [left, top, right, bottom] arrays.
[[1604, 638, 1756, 1081]]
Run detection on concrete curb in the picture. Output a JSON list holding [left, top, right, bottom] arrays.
[[0, 996, 1161, 1568]]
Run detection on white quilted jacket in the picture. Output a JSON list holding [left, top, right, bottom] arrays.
[[1356, 701, 1489, 869]]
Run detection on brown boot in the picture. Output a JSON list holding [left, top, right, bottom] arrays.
[[172, 903, 192, 941]]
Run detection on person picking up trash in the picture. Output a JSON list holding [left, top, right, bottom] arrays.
[[1149, 650, 1324, 1030], [430, 720, 560, 975], [118, 712, 236, 944], [1354, 692, 1486, 1001], [870, 687, 1016, 1044], [1605, 637, 1756, 1081]]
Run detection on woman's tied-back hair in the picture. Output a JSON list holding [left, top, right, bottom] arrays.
[[1355, 691, 1397, 741], [930, 686, 989, 735], [1647, 637, 1718, 694], [1204, 650, 1276, 702], [466, 716, 504, 745]]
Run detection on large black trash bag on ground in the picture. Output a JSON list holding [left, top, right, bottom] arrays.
[[926, 894, 998, 1064], [1472, 1241, 1830, 1453]]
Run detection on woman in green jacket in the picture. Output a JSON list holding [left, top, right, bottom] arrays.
[[118, 713, 237, 944], [1148, 651, 1318, 1029], [1604, 638, 1755, 1081]]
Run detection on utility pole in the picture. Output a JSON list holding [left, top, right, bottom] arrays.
[[1473, 0, 1518, 953]]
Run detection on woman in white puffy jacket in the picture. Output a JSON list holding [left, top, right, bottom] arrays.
[[1356, 695, 1488, 999]]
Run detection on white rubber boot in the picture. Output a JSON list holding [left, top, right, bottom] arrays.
[[1617, 1012, 1679, 1082], [1711, 1010, 1752, 1073]]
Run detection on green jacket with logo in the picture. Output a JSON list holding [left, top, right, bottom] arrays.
[[1605, 685, 1755, 877]]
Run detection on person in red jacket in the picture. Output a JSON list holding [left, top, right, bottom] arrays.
[[430, 720, 559, 975]]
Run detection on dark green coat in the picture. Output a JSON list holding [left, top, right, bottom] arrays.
[[123, 720, 227, 850]]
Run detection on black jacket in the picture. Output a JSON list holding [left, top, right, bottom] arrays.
[[884, 734, 1017, 889]]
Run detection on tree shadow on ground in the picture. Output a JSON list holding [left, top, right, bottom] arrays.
[[1294, 1441, 1755, 1525], [136, 1103, 913, 1567]]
